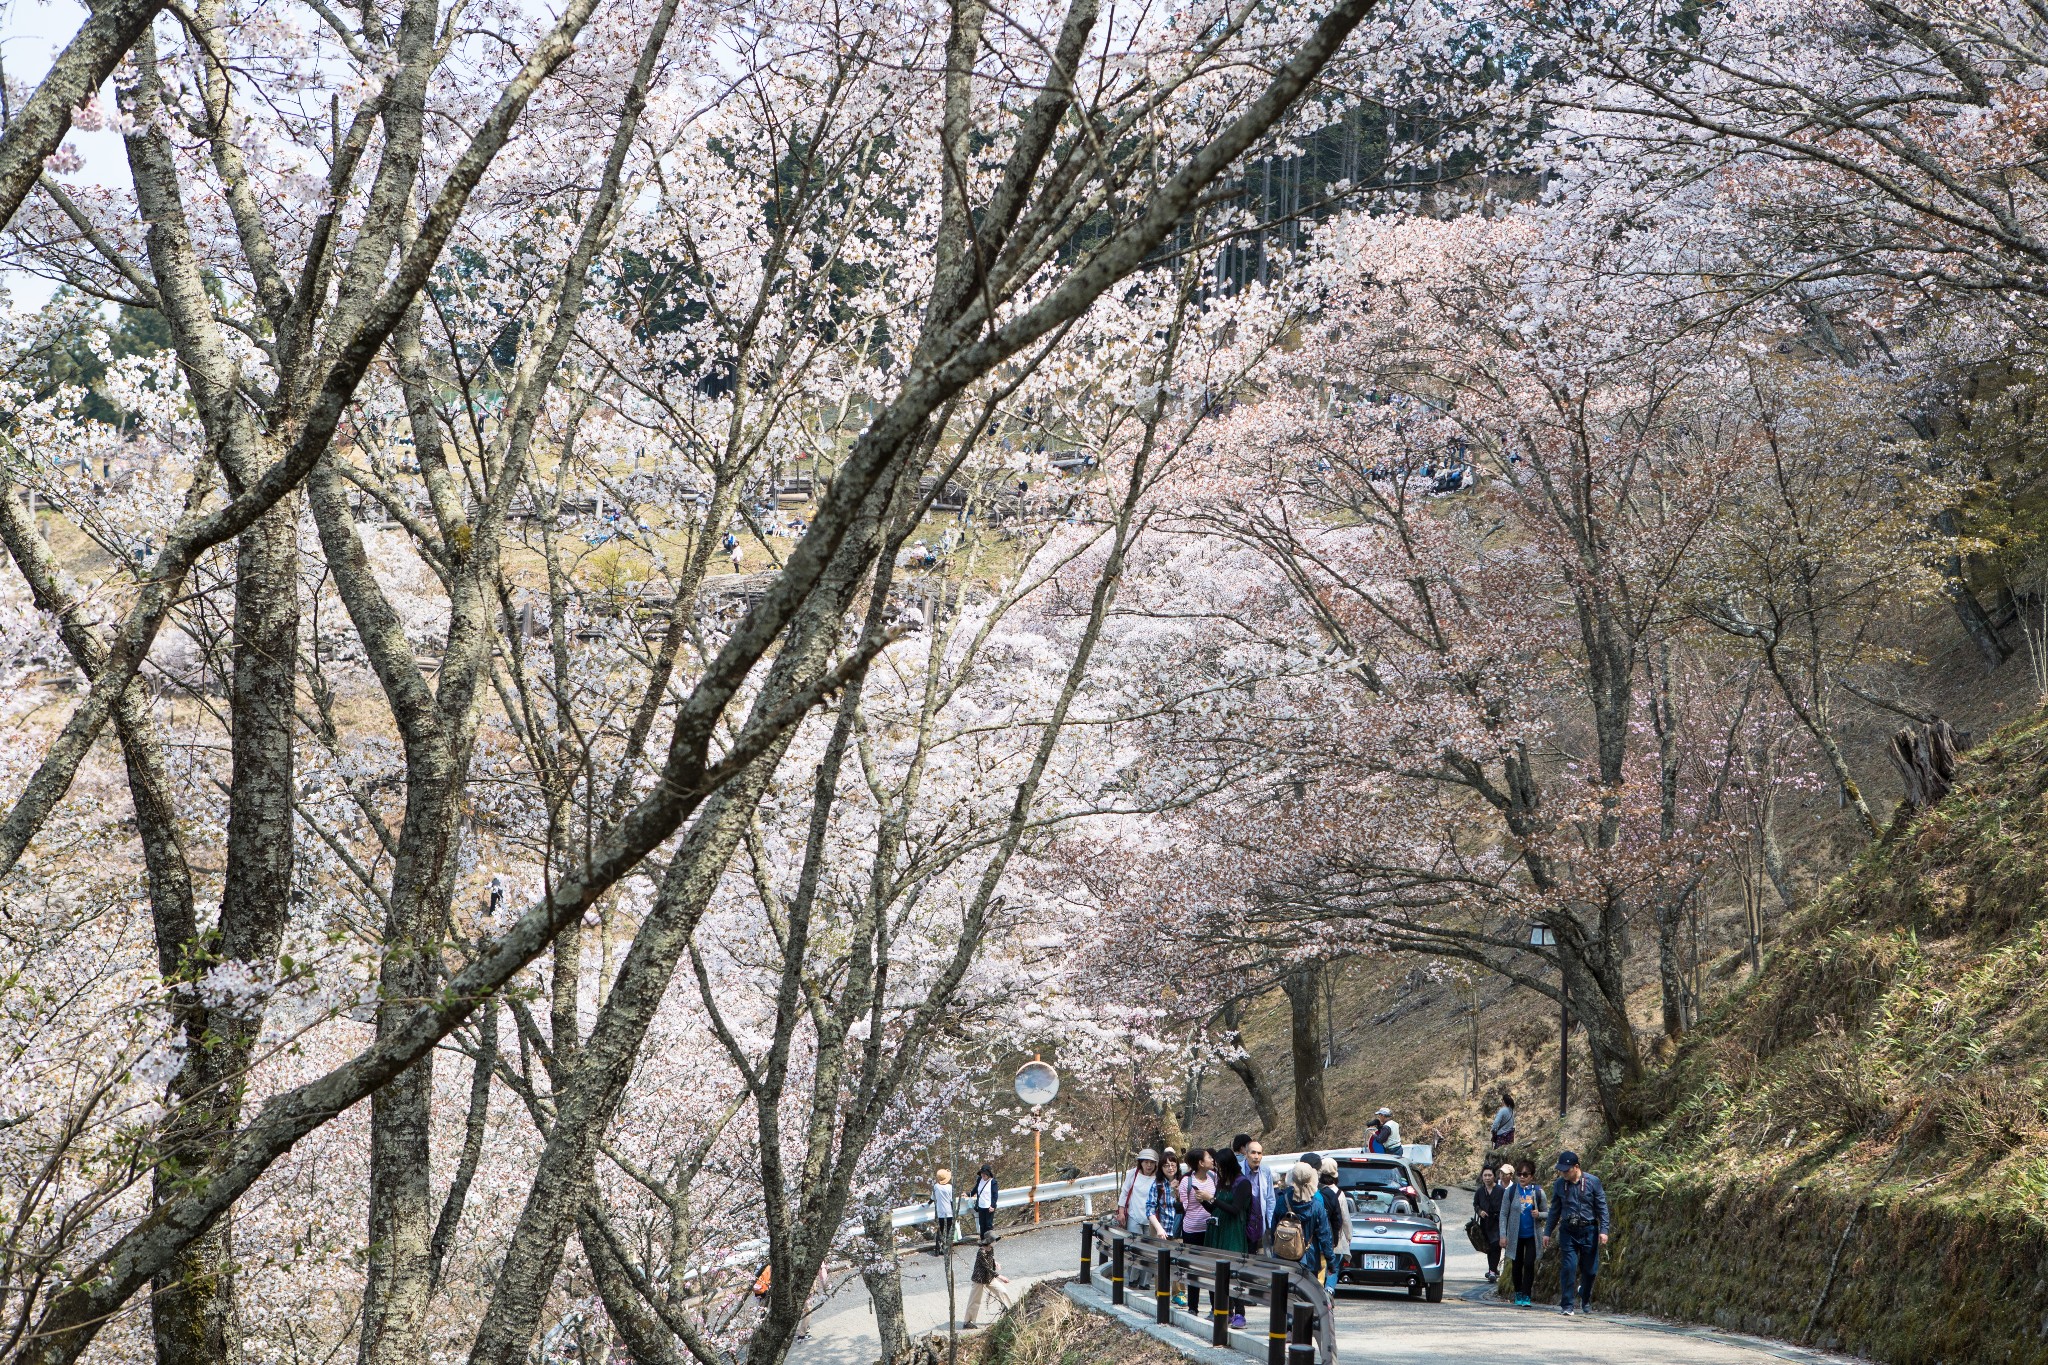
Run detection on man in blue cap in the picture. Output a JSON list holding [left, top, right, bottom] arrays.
[[1542, 1150, 1609, 1315]]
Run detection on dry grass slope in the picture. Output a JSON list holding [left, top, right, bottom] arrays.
[[1599, 709, 2048, 1365]]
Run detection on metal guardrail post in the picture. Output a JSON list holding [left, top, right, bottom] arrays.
[[1267, 1270, 1289, 1365], [1212, 1260, 1232, 1346], [1110, 1233, 1126, 1306], [1288, 1300, 1316, 1365], [1155, 1247, 1172, 1324], [1079, 1223, 1093, 1284]]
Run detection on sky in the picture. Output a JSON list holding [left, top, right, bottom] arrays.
[[2, 0, 133, 310]]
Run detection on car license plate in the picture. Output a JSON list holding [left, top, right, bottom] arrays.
[[1359, 1254, 1397, 1271]]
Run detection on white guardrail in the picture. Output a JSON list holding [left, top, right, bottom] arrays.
[[888, 1145, 1431, 1231], [891, 1172, 1122, 1228]]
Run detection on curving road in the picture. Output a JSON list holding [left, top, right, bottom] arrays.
[[790, 1190, 1867, 1365]]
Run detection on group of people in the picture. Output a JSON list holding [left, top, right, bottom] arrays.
[[1471, 1149, 1610, 1314], [1112, 1133, 1353, 1327], [929, 1165, 1014, 1326]]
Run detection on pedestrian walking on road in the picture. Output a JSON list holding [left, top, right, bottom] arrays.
[[1491, 1092, 1517, 1148], [971, 1163, 1000, 1238], [1208, 1150, 1254, 1328], [1272, 1162, 1336, 1280], [1544, 1150, 1610, 1316], [1501, 1159, 1547, 1306], [1317, 1157, 1351, 1290], [962, 1232, 1013, 1326], [931, 1168, 955, 1256], [1473, 1163, 1505, 1283]]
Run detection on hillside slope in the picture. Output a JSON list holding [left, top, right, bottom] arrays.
[[1596, 709, 2048, 1364]]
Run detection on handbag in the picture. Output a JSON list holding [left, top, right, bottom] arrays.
[[1464, 1214, 1489, 1254]]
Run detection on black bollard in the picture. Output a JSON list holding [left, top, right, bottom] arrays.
[[1288, 1300, 1316, 1365], [1111, 1233, 1126, 1305], [1212, 1260, 1232, 1346], [1156, 1247, 1173, 1323], [1080, 1222, 1093, 1285], [1267, 1270, 1289, 1365]]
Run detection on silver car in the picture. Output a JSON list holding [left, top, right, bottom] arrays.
[[1330, 1153, 1448, 1301]]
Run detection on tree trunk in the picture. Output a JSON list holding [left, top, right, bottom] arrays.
[[1283, 963, 1327, 1147], [1653, 892, 1690, 1042], [1218, 1000, 1280, 1137], [1935, 511, 2010, 671], [861, 1209, 910, 1363], [1558, 948, 1643, 1135], [153, 498, 300, 1365]]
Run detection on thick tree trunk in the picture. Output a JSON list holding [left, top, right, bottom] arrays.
[[1218, 1000, 1280, 1137], [1558, 949, 1642, 1135], [861, 1209, 910, 1363], [1282, 963, 1327, 1147], [152, 499, 300, 1365]]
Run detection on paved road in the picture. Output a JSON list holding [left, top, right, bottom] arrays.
[[790, 1191, 1864, 1365], [791, 1217, 1084, 1365]]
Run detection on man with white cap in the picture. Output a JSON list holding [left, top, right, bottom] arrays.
[[1366, 1107, 1402, 1155]]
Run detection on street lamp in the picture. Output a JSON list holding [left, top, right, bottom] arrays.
[[1014, 1059, 1060, 1224], [1528, 924, 1568, 1119]]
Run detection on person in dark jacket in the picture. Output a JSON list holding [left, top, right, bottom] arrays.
[[963, 1232, 1013, 1326], [1543, 1150, 1610, 1315], [1316, 1157, 1351, 1290], [971, 1164, 1000, 1237], [1276, 1162, 1335, 1281], [1473, 1163, 1505, 1283], [1207, 1150, 1254, 1327]]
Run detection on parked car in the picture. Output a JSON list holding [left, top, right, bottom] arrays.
[[1328, 1152, 1448, 1302]]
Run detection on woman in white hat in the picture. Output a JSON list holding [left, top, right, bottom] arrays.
[[1118, 1149, 1162, 1289]]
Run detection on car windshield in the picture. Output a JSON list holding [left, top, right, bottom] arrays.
[[1335, 1163, 1409, 1192], [1346, 1189, 1414, 1218]]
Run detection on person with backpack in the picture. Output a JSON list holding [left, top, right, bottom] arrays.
[[1473, 1163, 1505, 1283], [1543, 1150, 1610, 1315], [1500, 1159, 1547, 1306], [1270, 1162, 1335, 1280], [1365, 1107, 1402, 1154]]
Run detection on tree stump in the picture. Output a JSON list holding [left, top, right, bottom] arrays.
[[1888, 718, 1964, 811]]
